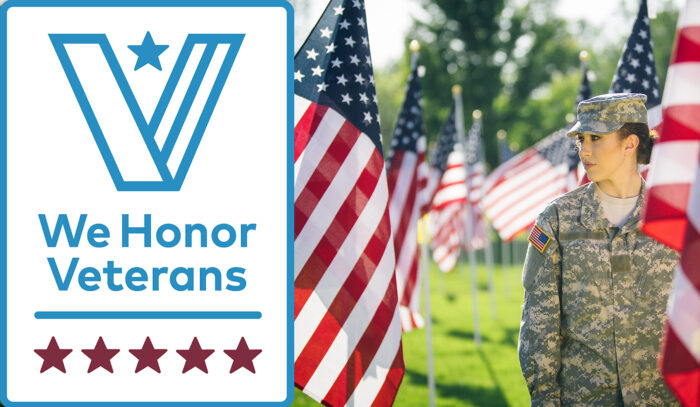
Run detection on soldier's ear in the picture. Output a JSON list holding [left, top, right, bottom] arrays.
[[624, 134, 639, 156]]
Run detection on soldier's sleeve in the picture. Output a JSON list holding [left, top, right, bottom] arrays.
[[518, 205, 562, 407]]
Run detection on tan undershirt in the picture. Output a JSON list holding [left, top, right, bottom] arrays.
[[596, 185, 638, 228]]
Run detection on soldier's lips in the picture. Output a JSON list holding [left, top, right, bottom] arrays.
[[583, 163, 596, 169]]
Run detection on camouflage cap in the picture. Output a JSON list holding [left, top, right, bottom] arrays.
[[567, 93, 648, 138]]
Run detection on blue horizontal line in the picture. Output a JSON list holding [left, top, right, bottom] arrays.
[[35, 311, 262, 320]]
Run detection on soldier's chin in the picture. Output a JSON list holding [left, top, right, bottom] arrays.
[[585, 170, 600, 183]]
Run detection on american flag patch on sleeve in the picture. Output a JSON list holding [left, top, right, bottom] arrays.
[[528, 224, 551, 253]]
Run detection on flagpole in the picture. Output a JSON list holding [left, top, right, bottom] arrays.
[[453, 85, 481, 347], [496, 129, 511, 298], [410, 40, 436, 407], [579, 50, 589, 79], [420, 216, 437, 407], [501, 237, 510, 297], [484, 224, 497, 319], [473, 109, 497, 320]]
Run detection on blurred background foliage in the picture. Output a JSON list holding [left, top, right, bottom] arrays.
[[371, 0, 679, 168]]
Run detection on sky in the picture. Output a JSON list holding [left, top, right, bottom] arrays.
[[294, 0, 686, 68]]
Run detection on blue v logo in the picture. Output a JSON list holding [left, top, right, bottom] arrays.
[[50, 32, 245, 191]]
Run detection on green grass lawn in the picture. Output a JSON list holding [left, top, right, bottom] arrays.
[[293, 256, 531, 406]]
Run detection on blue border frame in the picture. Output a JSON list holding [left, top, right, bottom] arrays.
[[0, 0, 294, 406]]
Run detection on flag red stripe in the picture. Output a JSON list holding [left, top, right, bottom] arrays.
[[295, 121, 362, 237], [438, 180, 469, 190], [431, 198, 467, 211], [400, 251, 419, 307], [670, 26, 700, 64], [642, 183, 691, 251], [680, 221, 700, 291], [434, 243, 459, 265], [370, 342, 406, 406], [321, 280, 399, 406], [661, 105, 700, 142], [660, 325, 700, 406], [294, 205, 392, 387], [391, 165, 419, 264], [295, 104, 329, 162], [386, 150, 405, 198], [294, 150, 384, 318]]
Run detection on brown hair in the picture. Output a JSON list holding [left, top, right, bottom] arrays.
[[616, 122, 657, 165]]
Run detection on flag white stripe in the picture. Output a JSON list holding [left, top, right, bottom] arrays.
[[648, 104, 663, 129], [667, 264, 700, 364], [295, 133, 376, 275], [439, 167, 468, 185], [679, 0, 700, 27], [500, 204, 547, 239], [400, 307, 413, 331], [646, 141, 700, 186], [294, 106, 345, 190], [688, 164, 700, 231], [295, 94, 312, 126], [302, 241, 396, 399], [662, 63, 700, 107], [294, 165, 389, 358], [432, 185, 467, 207], [346, 306, 403, 406], [395, 204, 419, 296]]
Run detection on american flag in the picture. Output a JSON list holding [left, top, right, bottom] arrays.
[[293, 0, 405, 405], [428, 105, 468, 272], [655, 1, 700, 405], [386, 51, 428, 332], [461, 114, 487, 250], [610, 0, 662, 128], [642, 0, 697, 250], [580, 0, 658, 187], [482, 129, 579, 241]]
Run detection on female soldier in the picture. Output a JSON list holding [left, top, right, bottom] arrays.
[[518, 93, 679, 406]]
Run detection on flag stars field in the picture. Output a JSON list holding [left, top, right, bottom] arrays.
[[319, 27, 333, 38]]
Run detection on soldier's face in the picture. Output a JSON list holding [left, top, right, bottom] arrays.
[[576, 131, 630, 183]]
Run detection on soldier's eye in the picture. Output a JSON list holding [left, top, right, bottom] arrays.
[[577, 135, 584, 143], [591, 135, 601, 141]]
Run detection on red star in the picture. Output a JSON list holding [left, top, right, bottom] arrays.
[[224, 337, 262, 374], [34, 337, 72, 373], [177, 337, 214, 373], [129, 337, 167, 373], [82, 337, 120, 373]]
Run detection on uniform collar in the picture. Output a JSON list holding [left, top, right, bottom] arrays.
[[580, 179, 646, 233]]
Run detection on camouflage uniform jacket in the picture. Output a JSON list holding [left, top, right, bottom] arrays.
[[518, 181, 679, 406]]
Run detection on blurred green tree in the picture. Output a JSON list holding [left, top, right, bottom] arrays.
[[379, 0, 679, 169]]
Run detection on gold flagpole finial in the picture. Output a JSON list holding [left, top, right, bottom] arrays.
[[472, 109, 482, 120], [409, 40, 420, 52], [497, 129, 507, 140], [452, 84, 462, 95], [579, 50, 590, 62]]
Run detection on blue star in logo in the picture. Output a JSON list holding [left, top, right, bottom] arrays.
[[128, 32, 169, 71]]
